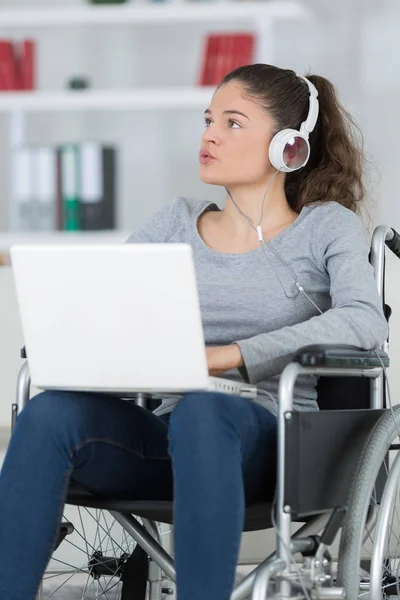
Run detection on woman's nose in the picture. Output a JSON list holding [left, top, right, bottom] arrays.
[[202, 125, 221, 145]]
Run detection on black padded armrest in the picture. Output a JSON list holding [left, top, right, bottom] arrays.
[[386, 227, 400, 260], [294, 344, 389, 368]]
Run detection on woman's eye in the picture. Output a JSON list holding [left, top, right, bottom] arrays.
[[204, 118, 240, 128]]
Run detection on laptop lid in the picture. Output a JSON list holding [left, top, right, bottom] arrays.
[[10, 243, 211, 394]]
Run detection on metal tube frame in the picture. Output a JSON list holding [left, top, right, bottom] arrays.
[[13, 224, 393, 599], [12, 360, 31, 432], [274, 363, 383, 595], [267, 224, 393, 596], [110, 511, 176, 582]]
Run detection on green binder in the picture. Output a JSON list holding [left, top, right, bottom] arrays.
[[60, 144, 81, 231]]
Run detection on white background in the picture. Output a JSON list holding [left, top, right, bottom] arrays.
[[0, 0, 399, 565]]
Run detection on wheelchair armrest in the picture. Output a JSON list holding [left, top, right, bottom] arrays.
[[294, 344, 389, 369]]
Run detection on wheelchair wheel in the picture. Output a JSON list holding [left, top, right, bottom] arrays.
[[337, 405, 400, 600], [40, 505, 141, 599]]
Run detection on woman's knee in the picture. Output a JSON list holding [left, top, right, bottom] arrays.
[[169, 392, 244, 437], [17, 390, 89, 435]]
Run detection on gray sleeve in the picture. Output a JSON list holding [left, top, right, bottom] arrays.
[[235, 207, 389, 384], [125, 199, 177, 244]]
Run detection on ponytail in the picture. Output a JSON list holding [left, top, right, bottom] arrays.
[[221, 65, 366, 215], [285, 73, 365, 214]]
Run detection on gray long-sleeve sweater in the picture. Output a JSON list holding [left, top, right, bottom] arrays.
[[126, 197, 388, 416]]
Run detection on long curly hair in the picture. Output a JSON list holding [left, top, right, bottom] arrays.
[[219, 64, 366, 216]]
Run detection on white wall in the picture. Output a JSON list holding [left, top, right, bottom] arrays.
[[1, 0, 400, 421], [1, 0, 400, 569]]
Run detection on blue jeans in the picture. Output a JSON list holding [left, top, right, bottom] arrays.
[[0, 390, 277, 600]]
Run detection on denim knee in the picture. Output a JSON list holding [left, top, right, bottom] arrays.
[[169, 392, 245, 442], [16, 390, 88, 443]]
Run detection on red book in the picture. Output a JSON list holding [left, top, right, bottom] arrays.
[[199, 34, 211, 86], [0, 40, 17, 90], [208, 34, 221, 85], [230, 34, 243, 72], [199, 32, 255, 86], [15, 40, 36, 90], [236, 33, 255, 68], [213, 34, 232, 84], [199, 34, 219, 86], [223, 34, 235, 78]]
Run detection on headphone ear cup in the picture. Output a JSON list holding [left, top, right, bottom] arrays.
[[269, 129, 310, 172]]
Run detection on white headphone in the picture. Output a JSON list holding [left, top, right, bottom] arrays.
[[268, 75, 319, 173]]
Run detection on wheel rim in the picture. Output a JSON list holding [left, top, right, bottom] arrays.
[[42, 506, 137, 599], [351, 442, 400, 600], [370, 449, 400, 599]]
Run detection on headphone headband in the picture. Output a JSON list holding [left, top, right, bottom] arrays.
[[297, 75, 319, 139]]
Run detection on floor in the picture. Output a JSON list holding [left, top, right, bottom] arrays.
[[42, 584, 119, 599], [41, 570, 250, 599]]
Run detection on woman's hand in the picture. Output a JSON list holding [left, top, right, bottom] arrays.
[[206, 344, 244, 376]]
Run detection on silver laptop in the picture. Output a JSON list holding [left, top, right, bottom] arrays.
[[10, 243, 257, 399]]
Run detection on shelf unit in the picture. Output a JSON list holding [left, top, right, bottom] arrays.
[[0, 0, 313, 248], [0, 87, 215, 112], [0, 2, 312, 27]]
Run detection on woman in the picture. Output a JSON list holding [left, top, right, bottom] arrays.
[[0, 64, 388, 600]]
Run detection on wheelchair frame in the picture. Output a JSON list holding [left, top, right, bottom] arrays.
[[11, 223, 399, 600]]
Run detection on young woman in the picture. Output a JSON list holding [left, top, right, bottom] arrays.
[[0, 64, 388, 600]]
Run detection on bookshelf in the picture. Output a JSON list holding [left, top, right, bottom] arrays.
[[0, 2, 312, 27], [0, 87, 215, 112], [0, 0, 313, 246]]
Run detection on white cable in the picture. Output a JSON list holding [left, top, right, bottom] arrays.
[[225, 169, 282, 237], [256, 389, 279, 413], [296, 283, 324, 316], [226, 175, 326, 313]]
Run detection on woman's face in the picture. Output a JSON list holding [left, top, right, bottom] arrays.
[[199, 81, 276, 187]]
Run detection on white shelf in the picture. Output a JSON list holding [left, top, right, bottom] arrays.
[[0, 230, 130, 254], [0, 87, 215, 112], [0, 2, 311, 27]]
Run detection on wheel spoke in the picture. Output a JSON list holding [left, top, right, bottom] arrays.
[[41, 508, 137, 599]]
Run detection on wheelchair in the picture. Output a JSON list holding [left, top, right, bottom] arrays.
[[10, 223, 400, 600]]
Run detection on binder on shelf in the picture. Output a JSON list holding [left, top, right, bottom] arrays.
[[33, 146, 57, 231], [55, 147, 64, 230], [59, 144, 81, 231], [12, 146, 34, 231], [79, 142, 116, 231]]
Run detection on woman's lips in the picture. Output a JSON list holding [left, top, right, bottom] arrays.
[[199, 150, 216, 164], [199, 155, 216, 164]]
